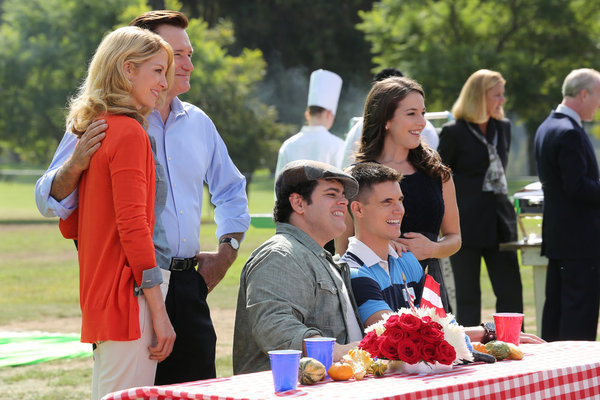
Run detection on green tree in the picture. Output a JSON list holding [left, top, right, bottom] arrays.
[[358, 0, 600, 173], [124, 0, 292, 177], [0, 0, 289, 177], [0, 0, 129, 162], [171, 0, 378, 141], [182, 17, 292, 178]]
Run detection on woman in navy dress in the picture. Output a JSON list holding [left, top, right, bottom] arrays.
[[349, 76, 462, 313]]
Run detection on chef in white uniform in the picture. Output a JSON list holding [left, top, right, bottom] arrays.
[[275, 69, 345, 177]]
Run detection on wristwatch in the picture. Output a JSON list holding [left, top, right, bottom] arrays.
[[480, 322, 496, 344], [219, 237, 239, 251]]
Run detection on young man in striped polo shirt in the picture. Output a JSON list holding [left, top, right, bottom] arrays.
[[340, 162, 424, 327]]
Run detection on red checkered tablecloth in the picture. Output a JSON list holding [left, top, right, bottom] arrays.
[[104, 341, 600, 400]]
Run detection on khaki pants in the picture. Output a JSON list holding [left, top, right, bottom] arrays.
[[91, 269, 170, 400]]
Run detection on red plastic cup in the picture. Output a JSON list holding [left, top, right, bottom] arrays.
[[493, 313, 524, 345]]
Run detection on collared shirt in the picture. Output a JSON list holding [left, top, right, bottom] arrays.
[[35, 97, 250, 260], [275, 125, 344, 176], [233, 223, 364, 374], [141, 135, 169, 287], [146, 98, 250, 257], [340, 237, 423, 324], [556, 104, 582, 127]]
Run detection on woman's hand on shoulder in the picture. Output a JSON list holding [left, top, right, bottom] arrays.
[[390, 238, 409, 256], [396, 232, 435, 260]]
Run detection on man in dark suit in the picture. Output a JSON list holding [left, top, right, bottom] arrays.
[[534, 68, 600, 341]]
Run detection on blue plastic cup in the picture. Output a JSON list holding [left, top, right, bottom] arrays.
[[268, 349, 302, 392], [304, 337, 335, 377]]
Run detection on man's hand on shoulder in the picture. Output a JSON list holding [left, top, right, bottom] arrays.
[[68, 119, 107, 173], [196, 233, 243, 293], [50, 119, 107, 201]]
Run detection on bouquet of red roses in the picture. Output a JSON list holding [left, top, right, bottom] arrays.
[[358, 311, 457, 366]]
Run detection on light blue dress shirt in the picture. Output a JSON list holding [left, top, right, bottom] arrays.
[[35, 97, 250, 260], [555, 104, 582, 127]]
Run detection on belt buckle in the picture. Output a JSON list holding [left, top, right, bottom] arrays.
[[170, 257, 188, 272]]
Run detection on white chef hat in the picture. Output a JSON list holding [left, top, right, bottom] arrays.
[[307, 69, 343, 115]]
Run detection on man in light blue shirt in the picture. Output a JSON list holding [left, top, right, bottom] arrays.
[[34, 10, 250, 384]]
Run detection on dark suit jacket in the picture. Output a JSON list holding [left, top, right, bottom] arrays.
[[534, 111, 600, 259], [438, 118, 517, 248]]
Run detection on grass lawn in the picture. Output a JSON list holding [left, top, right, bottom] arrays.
[[0, 172, 554, 399]]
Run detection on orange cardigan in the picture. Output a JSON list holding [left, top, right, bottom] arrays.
[[60, 114, 157, 343]]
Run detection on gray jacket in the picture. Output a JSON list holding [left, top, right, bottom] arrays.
[[233, 223, 364, 374]]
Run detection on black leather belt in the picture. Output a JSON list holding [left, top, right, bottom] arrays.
[[169, 257, 198, 271]]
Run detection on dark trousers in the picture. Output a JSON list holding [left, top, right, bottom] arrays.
[[155, 269, 217, 385], [450, 245, 523, 327], [542, 258, 600, 341]]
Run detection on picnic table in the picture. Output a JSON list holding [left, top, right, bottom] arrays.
[[104, 341, 600, 400]]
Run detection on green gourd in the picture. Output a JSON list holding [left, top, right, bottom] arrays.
[[484, 341, 511, 360], [298, 357, 326, 385], [369, 359, 388, 377]]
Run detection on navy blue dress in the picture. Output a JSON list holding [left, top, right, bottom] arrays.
[[400, 169, 452, 312]]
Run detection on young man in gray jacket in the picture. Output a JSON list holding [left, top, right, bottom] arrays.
[[233, 160, 364, 374]]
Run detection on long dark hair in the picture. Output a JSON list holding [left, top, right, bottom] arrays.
[[356, 77, 451, 182]]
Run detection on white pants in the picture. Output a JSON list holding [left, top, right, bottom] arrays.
[[92, 269, 170, 400]]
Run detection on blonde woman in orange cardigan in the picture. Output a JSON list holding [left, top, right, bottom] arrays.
[[59, 26, 175, 399]]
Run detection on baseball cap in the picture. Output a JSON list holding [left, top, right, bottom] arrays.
[[275, 160, 359, 201]]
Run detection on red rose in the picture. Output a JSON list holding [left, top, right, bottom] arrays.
[[422, 316, 433, 323], [359, 330, 380, 356], [384, 314, 401, 329], [378, 335, 400, 360], [407, 331, 423, 345], [397, 338, 421, 364], [398, 313, 422, 332], [389, 331, 408, 346], [427, 321, 443, 331], [420, 325, 444, 344], [420, 343, 437, 363], [435, 340, 456, 365], [384, 323, 408, 340]]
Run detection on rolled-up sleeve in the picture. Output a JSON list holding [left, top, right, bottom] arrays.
[[35, 132, 79, 219], [140, 266, 163, 289]]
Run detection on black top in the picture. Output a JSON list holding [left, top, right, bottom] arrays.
[[400, 169, 444, 242], [400, 168, 451, 312], [438, 118, 517, 248]]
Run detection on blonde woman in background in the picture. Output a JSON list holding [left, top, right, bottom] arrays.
[[438, 69, 523, 327], [58, 26, 175, 399]]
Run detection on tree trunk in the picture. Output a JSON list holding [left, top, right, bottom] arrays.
[[525, 120, 539, 176]]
